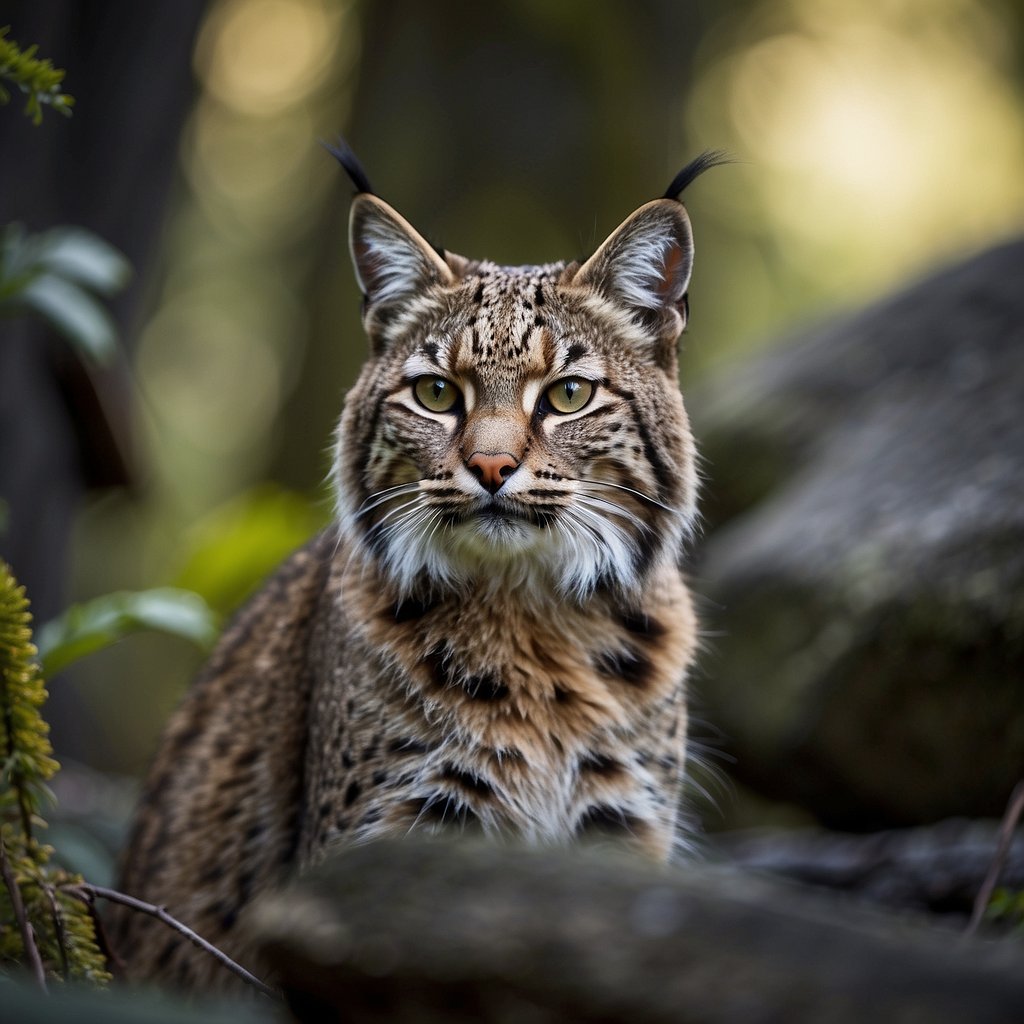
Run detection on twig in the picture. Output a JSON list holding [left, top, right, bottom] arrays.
[[966, 779, 1024, 937], [0, 833, 47, 992], [65, 883, 278, 999], [42, 882, 70, 980], [84, 884, 124, 973]]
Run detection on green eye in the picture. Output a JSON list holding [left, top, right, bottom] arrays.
[[413, 376, 460, 413], [544, 377, 594, 415]]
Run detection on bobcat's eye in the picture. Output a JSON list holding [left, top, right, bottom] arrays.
[[413, 376, 461, 413], [543, 377, 594, 415]]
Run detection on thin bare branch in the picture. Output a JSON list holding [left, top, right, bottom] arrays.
[[1, 833, 47, 992], [65, 883, 278, 999], [966, 779, 1024, 937], [42, 882, 70, 980], [84, 885, 123, 973]]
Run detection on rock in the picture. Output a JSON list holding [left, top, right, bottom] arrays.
[[710, 819, 1024, 921], [690, 238, 1024, 828], [251, 837, 1024, 1024]]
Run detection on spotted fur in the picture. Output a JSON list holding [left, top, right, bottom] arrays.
[[113, 156, 712, 991]]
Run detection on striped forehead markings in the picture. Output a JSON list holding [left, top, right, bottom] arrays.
[[463, 290, 545, 364]]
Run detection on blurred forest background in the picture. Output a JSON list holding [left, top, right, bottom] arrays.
[[1, 0, 1023, 846]]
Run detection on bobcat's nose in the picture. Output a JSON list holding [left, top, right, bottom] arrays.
[[467, 451, 519, 495]]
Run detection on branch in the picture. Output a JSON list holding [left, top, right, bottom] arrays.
[[83, 885, 123, 972], [0, 833, 46, 992], [966, 779, 1024, 936], [65, 883, 278, 999], [42, 882, 69, 980]]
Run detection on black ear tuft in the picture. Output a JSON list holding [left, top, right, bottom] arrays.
[[662, 150, 732, 201], [322, 135, 376, 196]]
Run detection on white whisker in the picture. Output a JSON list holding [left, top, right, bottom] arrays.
[[423, 507, 448, 547], [578, 478, 682, 516], [356, 482, 422, 519], [367, 496, 424, 536], [575, 493, 648, 531], [376, 505, 428, 544]]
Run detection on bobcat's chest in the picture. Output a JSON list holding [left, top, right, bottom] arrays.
[[304, 566, 695, 860]]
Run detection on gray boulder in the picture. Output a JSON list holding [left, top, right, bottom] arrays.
[[711, 819, 1024, 920], [691, 238, 1024, 828], [251, 837, 1024, 1023]]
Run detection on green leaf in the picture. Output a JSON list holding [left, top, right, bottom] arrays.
[[1, 225, 130, 364], [36, 588, 220, 678], [17, 272, 118, 364], [34, 229, 131, 295], [175, 485, 328, 614]]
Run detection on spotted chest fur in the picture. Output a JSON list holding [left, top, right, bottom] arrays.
[[299, 546, 696, 863], [114, 146, 720, 991]]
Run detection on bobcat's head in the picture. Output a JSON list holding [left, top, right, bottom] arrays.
[[332, 146, 720, 602]]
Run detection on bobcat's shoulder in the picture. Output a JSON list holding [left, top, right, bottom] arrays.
[[113, 532, 334, 985]]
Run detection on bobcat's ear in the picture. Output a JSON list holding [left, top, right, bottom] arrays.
[[573, 199, 694, 337], [349, 194, 455, 314]]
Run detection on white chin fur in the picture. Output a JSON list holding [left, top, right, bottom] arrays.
[[368, 506, 649, 602]]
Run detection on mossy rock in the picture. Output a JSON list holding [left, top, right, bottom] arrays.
[[690, 237, 1024, 827]]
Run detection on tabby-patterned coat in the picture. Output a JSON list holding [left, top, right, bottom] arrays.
[[113, 153, 712, 991]]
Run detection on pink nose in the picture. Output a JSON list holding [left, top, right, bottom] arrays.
[[467, 451, 519, 494]]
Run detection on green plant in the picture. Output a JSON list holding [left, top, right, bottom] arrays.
[[0, 26, 73, 124], [0, 562, 275, 995], [0, 223, 132, 366], [174, 485, 328, 616], [0, 560, 109, 987], [987, 887, 1024, 932], [36, 587, 219, 679], [1, 28, 129, 365], [0, 29, 273, 998]]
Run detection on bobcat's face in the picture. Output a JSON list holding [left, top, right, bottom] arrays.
[[335, 192, 700, 600]]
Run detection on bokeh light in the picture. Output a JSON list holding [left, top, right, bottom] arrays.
[[686, 0, 1024, 365], [137, 0, 358, 518], [193, 0, 344, 116]]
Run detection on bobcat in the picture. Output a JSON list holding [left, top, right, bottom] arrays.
[[113, 142, 722, 990]]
